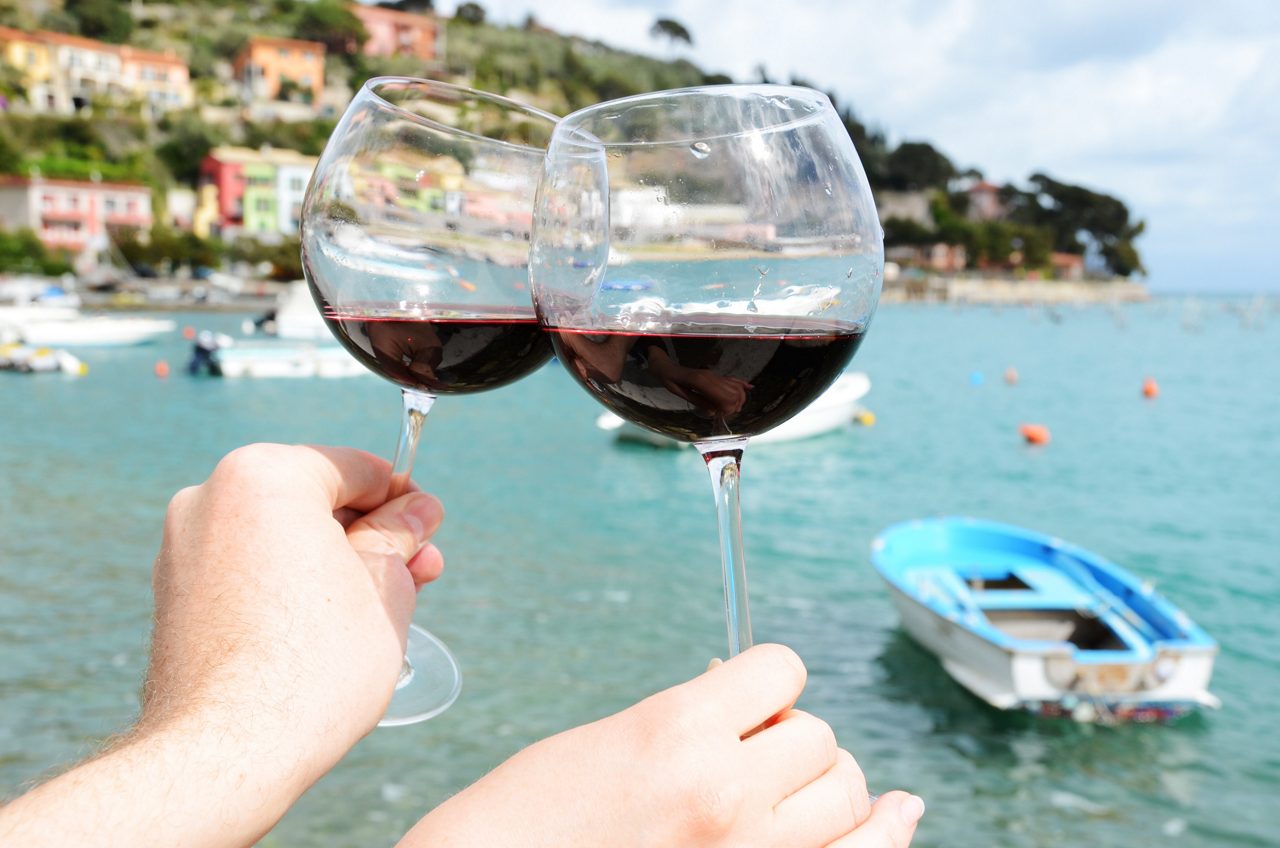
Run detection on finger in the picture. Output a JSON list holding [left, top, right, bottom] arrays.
[[825, 790, 924, 848], [346, 492, 444, 566], [297, 444, 396, 512], [741, 710, 839, 801], [771, 748, 870, 843], [677, 643, 806, 736], [407, 542, 444, 587]]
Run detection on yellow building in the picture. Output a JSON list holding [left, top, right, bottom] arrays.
[[0, 26, 57, 111]]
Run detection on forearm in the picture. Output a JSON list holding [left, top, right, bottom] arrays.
[[0, 712, 317, 848]]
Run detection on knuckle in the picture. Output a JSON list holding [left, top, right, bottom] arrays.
[[676, 770, 744, 839], [213, 442, 292, 484], [793, 711, 838, 765], [754, 643, 807, 691]]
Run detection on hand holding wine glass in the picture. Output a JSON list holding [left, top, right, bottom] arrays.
[[301, 77, 557, 725], [531, 84, 882, 657]]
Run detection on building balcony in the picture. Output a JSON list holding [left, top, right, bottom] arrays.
[[106, 212, 151, 227], [41, 208, 91, 222]]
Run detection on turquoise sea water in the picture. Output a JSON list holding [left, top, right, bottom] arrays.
[[1, 301, 1277, 846]]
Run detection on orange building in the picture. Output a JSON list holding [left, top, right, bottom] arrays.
[[233, 36, 325, 104], [350, 4, 439, 62]]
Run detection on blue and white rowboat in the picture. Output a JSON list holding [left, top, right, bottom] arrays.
[[871, 517, 1220, 722]]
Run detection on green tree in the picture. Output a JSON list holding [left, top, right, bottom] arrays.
[[455, 2, 486, 25], [886, 141, 956, 191], [1001, 173, 1146, 276], [293, 0, 368, 56], [64, 0, 133, 43], [0, 130, 21, 174], [156, 118, 226, 185], [650, 18, 693, 46]]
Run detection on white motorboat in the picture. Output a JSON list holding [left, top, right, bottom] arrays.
[[15, 316, 175, 347], [596, 371, 872, 447]]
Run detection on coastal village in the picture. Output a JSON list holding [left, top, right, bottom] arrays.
[[0, 0, 1149, 305]]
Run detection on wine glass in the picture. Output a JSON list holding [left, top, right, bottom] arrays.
[[530, 84, 882, 658], [301, 77, 557, 725]]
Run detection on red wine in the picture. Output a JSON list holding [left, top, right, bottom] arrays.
[[548, 317, 865, 441], [321, 301, 552, 394]]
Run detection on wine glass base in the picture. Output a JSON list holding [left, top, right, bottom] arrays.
[[379, 624, 462, 727]]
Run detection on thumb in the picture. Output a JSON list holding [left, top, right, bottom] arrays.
[[829, 791, 924, 848], [346, 493, 444, 618]]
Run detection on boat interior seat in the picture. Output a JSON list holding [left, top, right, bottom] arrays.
[[958, 560, 1100, 612]]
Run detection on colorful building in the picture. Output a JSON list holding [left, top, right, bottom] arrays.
[[116, 45, 192, 115], [196, 146, 319, 240], [350, 4, 440, 62], [233, 36, 325, 105], [0, 27, 192, 115], [0, 174, 152, 259]]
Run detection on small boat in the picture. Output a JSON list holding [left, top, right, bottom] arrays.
[[214, 343, 366, 379], [871, 517, 1220, 722], [0, 342, 86, 375], [596, 371, 872, 448]]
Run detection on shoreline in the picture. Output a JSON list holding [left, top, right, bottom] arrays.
[[881, 275, 1150, 305]]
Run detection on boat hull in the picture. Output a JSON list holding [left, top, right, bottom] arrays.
[[872, 517, 1219, 722]]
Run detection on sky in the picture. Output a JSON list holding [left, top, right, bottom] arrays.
[[430, 0, 1280, 293]]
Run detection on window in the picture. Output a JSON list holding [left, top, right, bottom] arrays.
[[127, 200, 137, 214], [289, 177, 305, 191], [68, 196, 79, 210], [42, 193, 55, 210], [105, 199, 117, 213], [279, 49, 288, 58], [255, 198, 271, 211]]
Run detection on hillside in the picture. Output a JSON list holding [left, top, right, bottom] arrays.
[[0, 0, 1146, 278]]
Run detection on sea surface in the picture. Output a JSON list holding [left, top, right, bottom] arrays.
[[1, 300, 1277, 847]]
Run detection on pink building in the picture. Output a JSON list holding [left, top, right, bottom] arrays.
[[350, 4, 440, 62], [0, 175, 152, 256]]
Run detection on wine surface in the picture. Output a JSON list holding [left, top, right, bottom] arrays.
[[321, 301, 552, 394], [547, 317, 864, 441]]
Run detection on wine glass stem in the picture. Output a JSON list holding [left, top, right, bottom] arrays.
[[389, 388, 436, 499], [698, 438, 752, 657]]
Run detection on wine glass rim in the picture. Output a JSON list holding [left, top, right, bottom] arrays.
[[553, 83, 834, 150], [361, 75, 559, 153]]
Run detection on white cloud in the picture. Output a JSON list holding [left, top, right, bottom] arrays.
[[434, 0, 1280, 290]]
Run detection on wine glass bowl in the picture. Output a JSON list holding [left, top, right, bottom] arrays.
[[530, 85, 882, 655], [531, 85, 881, 443], [300, 77, 558, 725]]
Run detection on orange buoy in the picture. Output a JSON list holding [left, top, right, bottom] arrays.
[[1019, 423, 1050, 445], [1142, 377, 1159, 399], [1004, 367, 1019, 385], [154, 360, 170, 378], [182, 325, 196, 341]]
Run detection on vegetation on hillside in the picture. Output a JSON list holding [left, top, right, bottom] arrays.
[[0, 0, 1146, 277]]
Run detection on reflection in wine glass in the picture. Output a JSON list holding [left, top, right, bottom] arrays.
[[531, 84, 882, 658], [301, 77, 557, 725]]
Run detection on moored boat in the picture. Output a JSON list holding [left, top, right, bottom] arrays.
[[596, 371, 872, 447], [871, 517, 1219, 722]]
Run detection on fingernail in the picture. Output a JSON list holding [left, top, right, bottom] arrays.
[[706, 658, 723, 671], [900, 794, 925, 826]]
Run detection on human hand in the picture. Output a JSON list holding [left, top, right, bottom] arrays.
[[400, 644, 922, 847], [0, 444, 447, 848], [145, 444, 444, 788]]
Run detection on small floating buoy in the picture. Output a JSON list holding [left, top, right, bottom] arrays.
[[458, 280, 477, 292], [969, 371, 985, 386], [1142, 377, 1159, 399], [154, 360, 170, 379], [1019, 423, 1051, 445], [1004, 367, 1019, 385], [855, 410, 876, 427], [182, 326, 196, 341]]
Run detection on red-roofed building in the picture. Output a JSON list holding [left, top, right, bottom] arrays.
[[0, 28, 192, 115]]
